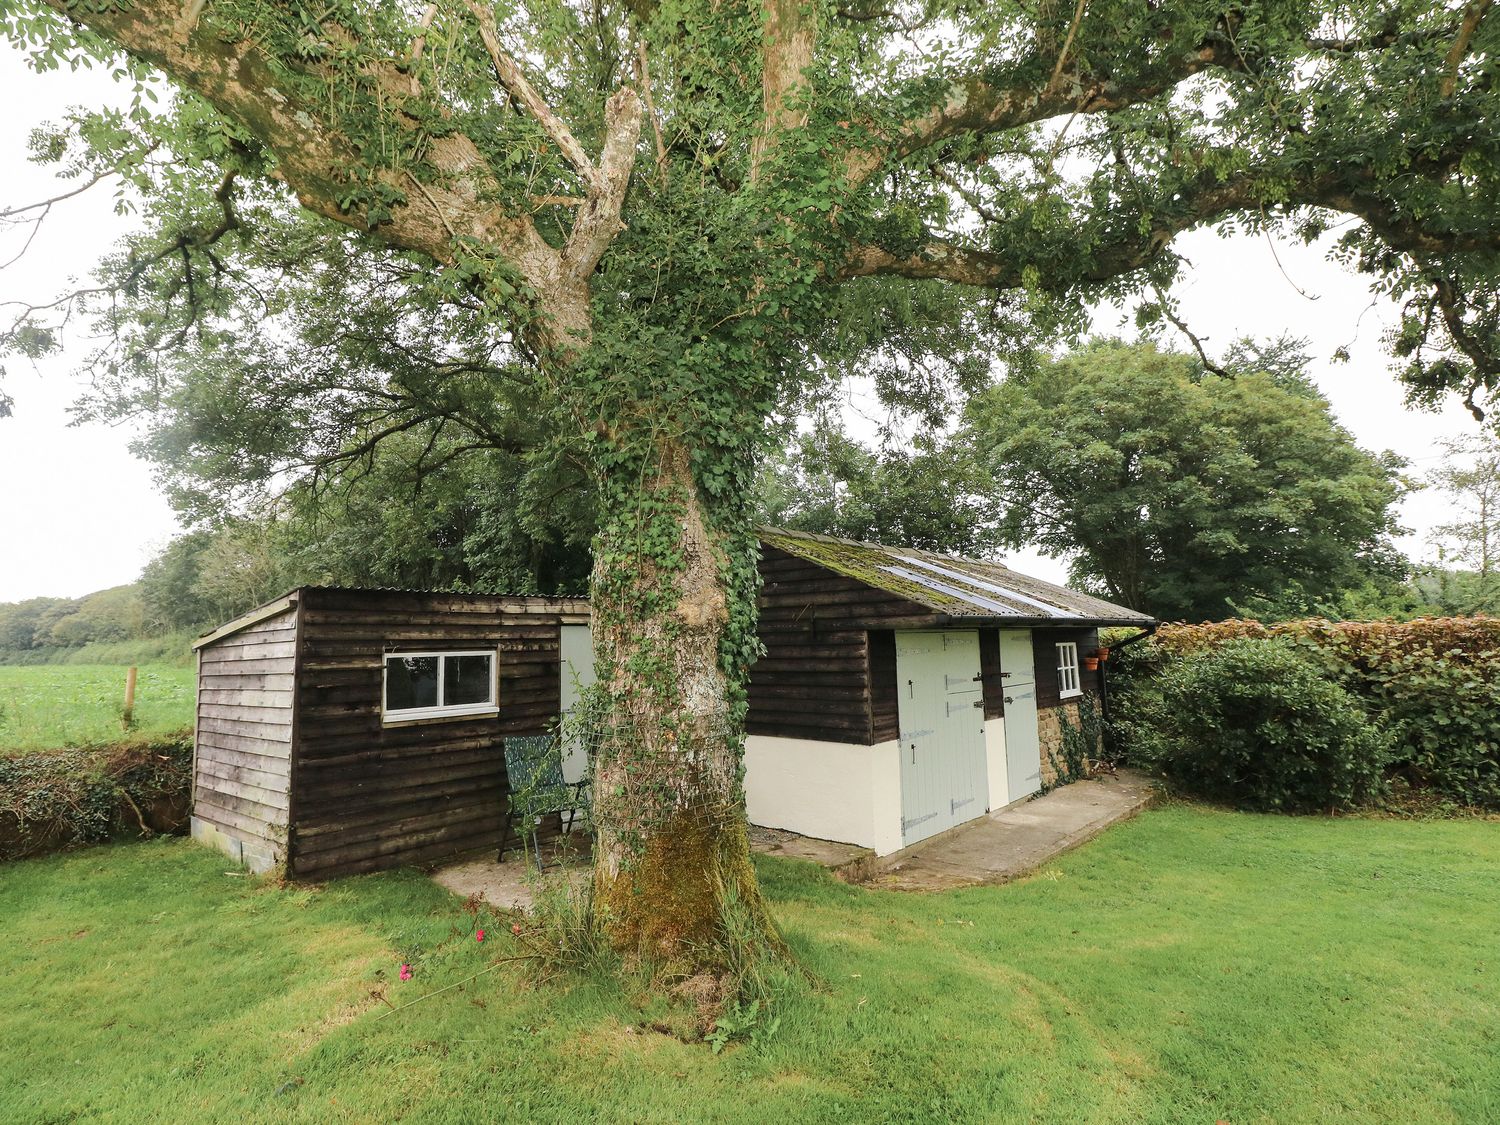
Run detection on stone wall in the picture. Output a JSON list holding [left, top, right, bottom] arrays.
[[1037, 695, 1104, 789]]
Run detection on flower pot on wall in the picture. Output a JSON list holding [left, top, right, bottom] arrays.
[[1083, 656, 1100, 672]]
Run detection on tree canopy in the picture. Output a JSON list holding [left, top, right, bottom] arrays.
[[960, 340, 1407, 621], [757, 427, 997, 555], [3, 0, 1497, 980]]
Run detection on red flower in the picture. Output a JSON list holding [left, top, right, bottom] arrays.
[[511, 922, 522, 936], [399, 963, 413, 981], [475, 929, 486, 942]]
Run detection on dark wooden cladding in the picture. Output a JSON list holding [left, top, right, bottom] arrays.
[[749, 545, 1110, 744], [978, 629, 1005, 720], [193, 586, 587, 881], [868, 630, 899, 744], [748, 545, 924, 746], [287, 587, 584, 878], [1032, 627, 1101, 710]]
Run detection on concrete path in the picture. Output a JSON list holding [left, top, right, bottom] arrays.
[[869, 768, 1158, 893], [432, 835, 590, 911], [431, 769, 1157, 908]]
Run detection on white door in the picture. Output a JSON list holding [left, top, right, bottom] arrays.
[[896, 631, 989, 847], [558, 624, 596, 784], [998, 630, 1041, 803]]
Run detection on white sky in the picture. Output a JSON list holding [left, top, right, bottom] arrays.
[[0, 47, 1483, 601]]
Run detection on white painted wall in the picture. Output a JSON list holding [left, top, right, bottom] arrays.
[[983, 717, 1009, 812], [744, 735, 905, 855]]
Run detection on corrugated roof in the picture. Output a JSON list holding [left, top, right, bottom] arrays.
[[758, 527, 1155, 627]]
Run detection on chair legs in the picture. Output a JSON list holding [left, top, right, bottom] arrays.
[[498, 802, 515, 863]]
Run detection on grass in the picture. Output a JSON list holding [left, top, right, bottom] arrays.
[[4, 804, 1498, 1123], [0, 664, 196, 751]]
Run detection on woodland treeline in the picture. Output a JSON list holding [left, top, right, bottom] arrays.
[[6, 339, 1497, 663]]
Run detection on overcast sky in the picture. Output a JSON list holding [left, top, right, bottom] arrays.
[[0, 47, 1482, 603]]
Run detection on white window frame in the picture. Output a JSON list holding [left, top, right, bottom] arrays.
[[382, 649, 499, 723], [1056, 642, 1082, 699]]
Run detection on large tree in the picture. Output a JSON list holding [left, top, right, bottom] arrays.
[[3, 0, 1497, 975], [961, 340, 1407, 620]]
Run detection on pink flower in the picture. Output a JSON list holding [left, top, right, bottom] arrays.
[[511, 923, 522, 936], [399, 963, 413, 981], [475, 929, 485, 942]]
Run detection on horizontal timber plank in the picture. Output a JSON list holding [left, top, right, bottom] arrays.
[[198, 741, 291, 768], [746, 720, 871, 744], [295, 791, 504, 844], [301, 609, 563, 627], [197, 758, 291, 793], [199, 687, 294, 709], [292, 810, 498, 864], [295, 828, 499, 880], [199, 654, 297, 676], [193, 807, 278, 849], [194, 794, 285, 838], [198, 670, 296, 691], [199, 703, 293, 725], [196, 743, 292, 776], [299, 763, 504, 809], [296, 738, 503, 769], [197, 715, 293, 744], [196, 773, 290, 811]]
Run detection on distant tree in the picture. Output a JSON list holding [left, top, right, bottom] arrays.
[[758, 428, 996, 556], [1426, 434, 1500, 612], [45, 585, 145, 646], [139, 531, 230, 634], [960, 341, 1407, 621], [0, 597, 73, 651]]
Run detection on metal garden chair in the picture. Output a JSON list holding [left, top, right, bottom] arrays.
[[498, 733, 589, 870]]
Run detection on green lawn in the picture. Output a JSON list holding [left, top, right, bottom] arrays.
[[4, 805, 1497, 1123], [0, 664, 195, 751]]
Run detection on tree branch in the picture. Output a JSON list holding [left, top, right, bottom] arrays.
[[750, 0, 818, 183], [464, 0, 598, 188], [1441, 0, 1494, 98]]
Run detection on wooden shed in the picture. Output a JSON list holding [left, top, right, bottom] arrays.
[[190, 586, 591, 878], [744, 529, 1154, 855]]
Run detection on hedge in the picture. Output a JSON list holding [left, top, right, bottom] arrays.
[[0, 732, 193, 861], [1114, 618, 1500, 810]]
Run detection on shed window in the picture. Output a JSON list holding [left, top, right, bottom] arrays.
[[384, 651, 497, 722], [1056, 642, 1082, 699]]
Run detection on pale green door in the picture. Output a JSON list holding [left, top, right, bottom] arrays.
[[559, 624, 596, 784], [999, 629, 1041, 803], [895, 631, 988, 847]]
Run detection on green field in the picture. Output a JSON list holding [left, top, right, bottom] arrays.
[[4, 804, 1497, 1123], [0, 664, 195, 751]]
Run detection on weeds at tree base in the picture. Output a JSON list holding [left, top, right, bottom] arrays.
[[498, 853, 796, 1050]]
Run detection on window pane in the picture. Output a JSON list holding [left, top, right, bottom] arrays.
[[444, 655, 493, 706], [387, 656, 439, 711]]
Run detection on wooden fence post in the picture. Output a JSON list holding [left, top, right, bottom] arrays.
[[123, 665, 138, 729]]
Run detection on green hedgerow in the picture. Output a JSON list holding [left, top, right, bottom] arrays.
[[1129, 638, 1391, 813]]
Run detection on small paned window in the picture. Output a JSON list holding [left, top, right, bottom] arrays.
[[384, 651, 497, 722], [1056, 642, 1082, 698]]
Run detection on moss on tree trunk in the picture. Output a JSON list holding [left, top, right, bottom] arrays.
[[586, 434, 781, 973]]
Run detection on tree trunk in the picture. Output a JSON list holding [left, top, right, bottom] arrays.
[[586, 432, 780, 971]]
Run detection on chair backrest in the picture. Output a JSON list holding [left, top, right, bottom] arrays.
[[503, 735, 568, 818]]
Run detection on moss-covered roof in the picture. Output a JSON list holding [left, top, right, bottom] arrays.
[[758, 528, 1155, 627]]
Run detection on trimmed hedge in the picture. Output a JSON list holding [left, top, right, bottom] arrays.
[[0, 732, 193, 861], [1114, 617, 1500, 810], [1122, 639, 1390, 812]]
